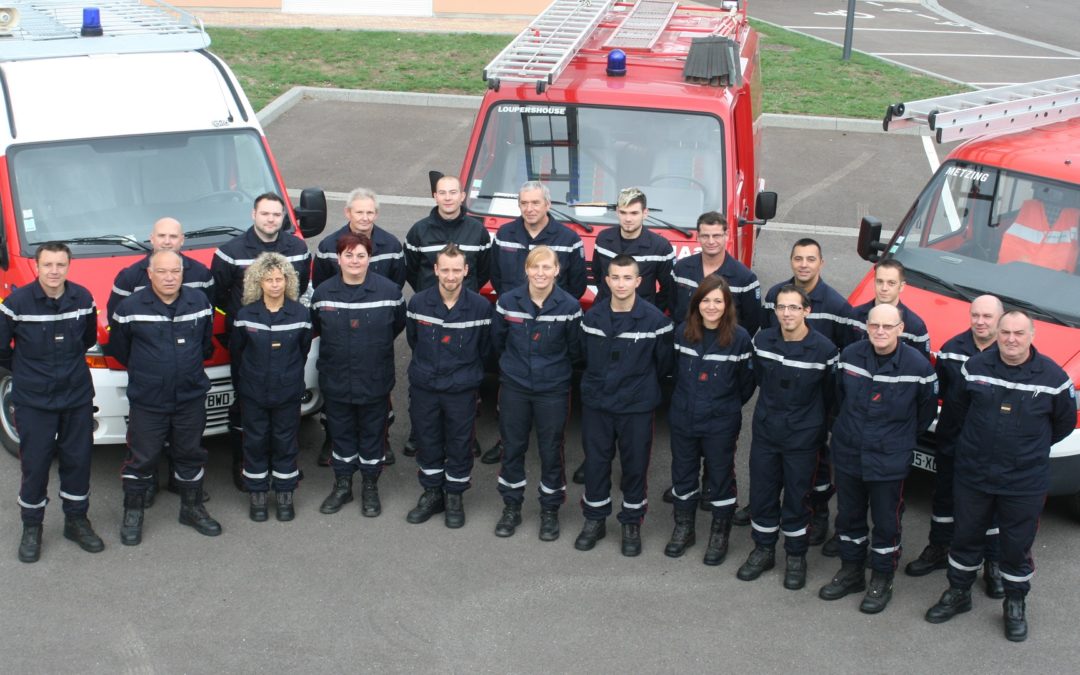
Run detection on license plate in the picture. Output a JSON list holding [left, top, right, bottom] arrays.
[[912, 450, 937, 473], [206, 390, 233, 409]]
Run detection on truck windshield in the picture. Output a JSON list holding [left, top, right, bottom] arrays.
[[890, 160, 1080, 327], [9, 129, 282, 255], [466, 104, 725, 229]]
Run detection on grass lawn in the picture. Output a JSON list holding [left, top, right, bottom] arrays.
[[207, 24, 968, 118]]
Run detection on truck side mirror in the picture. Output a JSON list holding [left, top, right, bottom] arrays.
[[857, 216, 886, 262], [755, 191, 777, 221], [296, 188, 327, 239]]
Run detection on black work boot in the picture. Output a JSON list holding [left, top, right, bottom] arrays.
[[784, 554, 808, 590], [179, 487, 222, 536], [737, 545, 776, 581], [538, 508, 560, 541], [276, 491, 295, 522], [444, 492, 465, 529], [17, 524, 42, 563], [664, 510, 696, 558], [574, 519, 607, 551], [621, 523, 641, 557], [317, 417, 332, 466], [120, 493, 145, 546], [819, 562, 867, 600], [382, 443, 396, 467], [703, 514, 733, 566], [859, 570, 894, 614], [494, 502, 522, 537], [905, 543, 949, 577], [145, 480, 159, 508], [732, 504, 751, 527], [319, 475, 354, 514], [1003, 595, 1028, 642], [821, 532, 841, 557], [249, 491, 269, 522], [480, 439, 503, 465], [63, 515, 105, 553], [662, 486, 675, 504], [406, 487, 445, 524], [808, 506, 830, 546], [360, 474, 381, 517], [571, 461, 586, 485], [983, 560, 1005, 599], [925, 586, 973, 623]]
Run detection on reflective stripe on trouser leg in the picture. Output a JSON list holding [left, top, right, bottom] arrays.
[[533, 388, 570, 510], [240, 397, 273, 492], [994, 491, 1044, 597], [834, 470, 870, 564], [809, 441, 834, 505], [670, 429, 703, 513], [496, 384, 531, 505], [779, 444, 816, 555], [324, 397, 387, 478], [929, 451, 956, 546], [268, 401, 302, 491], [581, 405, 616, 521], [946, 480, 995, 590], [614, 411, 654, 525], [411, 386, 478, 494], [866, 478, 905, 573], [748, 437, 783, 548], [702, 424, 740, 516], [16, 406, 57, 523]]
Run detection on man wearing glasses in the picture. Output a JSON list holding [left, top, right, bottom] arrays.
[[671, 211, 759, 330], [819, 303, 937, 614]]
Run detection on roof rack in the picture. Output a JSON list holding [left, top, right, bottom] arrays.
[[483, 0, 615, 94], [604, 0, 677, 51], [0, 0, 209, 62], [884, 74, 1080, 143]]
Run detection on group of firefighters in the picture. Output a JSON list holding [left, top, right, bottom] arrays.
[[1, 178, 1074, 643]]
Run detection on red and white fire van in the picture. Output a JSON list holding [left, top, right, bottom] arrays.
[[0, 0, 327, 453], [853, 76, 1080, 515], [458, 0, 776, 303]]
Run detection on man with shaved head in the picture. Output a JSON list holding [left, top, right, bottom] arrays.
[[926, 310, 1075, 642], [907, 296, 1005, 593], [819, 303, 937, 614]]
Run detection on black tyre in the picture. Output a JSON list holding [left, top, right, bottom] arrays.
[[0, 368, 18, 457]]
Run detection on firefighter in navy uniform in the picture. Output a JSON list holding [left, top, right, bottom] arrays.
[[671, 211, 760, 331], [737, 285, 838, 589], [108, 217, 215, 505], [848, 259, 931, 358], [212, 193, 311, 490], [491, 245, 583, 541], [0, 242, 102, 563], [109, 250, 221, 545], [664, 275, 755, 566], [229, 253, 313, 523], [312, 188, 406, 466], [906, 295, 1004, 595], [819, 304, 937, 614], [313, 232, 406, 519], [481, 180, 586, 466], [590, 187, 676, 314], [755, 238, 854, 546], [574, 255, 674, 556], [925, 310, 1075, 643], [404, 244, 492, 529]]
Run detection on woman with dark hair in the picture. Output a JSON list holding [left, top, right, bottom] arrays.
[[231, 252, 312, 522], [664, 274, 756, 566], [312, 232, 406, 519]]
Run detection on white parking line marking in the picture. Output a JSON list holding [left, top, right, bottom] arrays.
[[874, 53, 1080, 59], [783, 26, 985, 34], [922, 135, 941, 173]]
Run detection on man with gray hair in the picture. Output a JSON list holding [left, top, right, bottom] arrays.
[[925, 310, 1075, 642]]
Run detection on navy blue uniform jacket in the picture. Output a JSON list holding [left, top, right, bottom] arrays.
[[762, 277, 852, 349], [406, 286, 493, 393], [311, 272, 405, 404], [314, 223, 405, 289], [831, 340, 938, 481], [212, 227, 311, 318], [404, 208, 492, 293], [850, 300, 931, 359], [108, 287, 214, 412], [751, 326, 838, 449], [107, 252, 214, 320], [672, 253, 761, 333], [230, 299, 313, 407], [492, 285, 583, 394], [491, 216, 587, 298], [0, 281, 96, 410], [580, 297, 674, 414], [591, 226, 676, 313], [669, 324, 755, 436]]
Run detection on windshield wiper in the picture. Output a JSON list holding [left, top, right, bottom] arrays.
[[644, 212, 693, 237], [547, 203, 594, 233], [62, 234, 150, 252], [185, 225, 247, 239], [998, 294, 1076, 328], [902, 266, 977, 302]]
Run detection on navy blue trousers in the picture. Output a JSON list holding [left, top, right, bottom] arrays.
[[748, 438, 816, 555], [947, 481, 1042, 597], [670, 425, 739, 517], [930, 452, 1000, 559], [122, 399, 207, 496], [240, 397, 301, 492], [496, 383, 569, 509], [409, 385, 478, 494], [324, 397, 388, 478], [16, 404, 93, 524], [580, 407, 654, 525], [835, 471, 905, 573]]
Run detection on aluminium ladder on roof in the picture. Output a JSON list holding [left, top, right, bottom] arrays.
[[883, 74, 1080, 144], [0, 0, 209, 61], [483, 0, 616, 93], [604, 0, 677, 51]]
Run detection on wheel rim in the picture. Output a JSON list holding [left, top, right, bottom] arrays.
[[0, 375, 20, 445]]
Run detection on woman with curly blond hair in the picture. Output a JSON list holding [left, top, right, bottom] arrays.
[[230, 252, 313, 521]]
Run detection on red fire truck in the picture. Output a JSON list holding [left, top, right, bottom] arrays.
[[853, 75, 1080, 516], [458, 0, 776, 302]]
